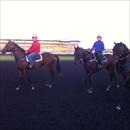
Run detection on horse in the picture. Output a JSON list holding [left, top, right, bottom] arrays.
[[113, 42, 130, 88], [1, 40, 61, 90], [74, 46, 119, 94]]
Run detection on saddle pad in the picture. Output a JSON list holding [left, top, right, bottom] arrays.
[[102, 56, 108, 63], [123, 63, 130, 71], [26, 54, 42, 62]]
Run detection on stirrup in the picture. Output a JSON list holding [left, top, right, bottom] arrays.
[[29, 64, 32, 69], [97, 63, 102, 69]]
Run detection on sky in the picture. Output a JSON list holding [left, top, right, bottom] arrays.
[[0, 1, 130, 49]]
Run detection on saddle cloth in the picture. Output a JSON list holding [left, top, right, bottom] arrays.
[[122, 62, 130, 71], [26, 54, 43, 62]]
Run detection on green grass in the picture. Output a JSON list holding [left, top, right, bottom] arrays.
[[0, 55, 14, 61], [0, 55, 74, 61], [59, 55, 74, 61]]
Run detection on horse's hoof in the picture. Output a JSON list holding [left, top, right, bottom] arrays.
[[116, 84, 120, 88], [16, 85, 21, 91], [48, 85, 52, 88], [48, 83, 53, 88], [45, 83, 53, 88], [116, 105, 121, 111], [31, 86, 35, 90], [16, 87, 20, 91], [87, 89, 93, 94], [32, 87, 35, 90], [106, 85, 110, 91]]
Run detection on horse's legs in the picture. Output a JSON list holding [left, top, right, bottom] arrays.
[[124, 72, 130, 88], [106, 66, 119, 91], [110, 70, 118, 86], [116, 73, 130, 111], [26, 71, 35, 90], [119, 70, 130, 89], [17, 69, 35, 90], [121, 70, 127, 80], [108, 71, 116, 90], [85, 73, 93, 94], [127, 77, 130, 87], [83, 64, 94, 94], [16, 70, 23, 91], [45, 63, 55, 88], [88, 74, 92, 85], [124, 78, 130, 87], [26, 72, 32, 84], [107, 67, 122, 110]]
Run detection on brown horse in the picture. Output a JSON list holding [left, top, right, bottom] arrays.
[[113, 42, 130, 88], [74, 46, 119, 94], [1, 40, 61, 90]]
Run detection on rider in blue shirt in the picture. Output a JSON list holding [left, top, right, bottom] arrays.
[[91, 35, 105, 67], [91, 35, 105, 53]]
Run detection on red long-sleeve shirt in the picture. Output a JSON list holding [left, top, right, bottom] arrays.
[[27, 40, 40, 53]]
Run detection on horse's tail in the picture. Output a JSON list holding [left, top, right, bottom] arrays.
[[55, 55, 61, 73]]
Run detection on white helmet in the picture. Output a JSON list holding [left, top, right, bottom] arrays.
[[32, 33, 37, 38]]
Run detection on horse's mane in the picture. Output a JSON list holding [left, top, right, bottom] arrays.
[[121, 43, 129, 54], [84, 48, 91, 52], [76, 46, 91, 51], [121, 43, 129, 49], [75, 47, 92, 54], [12, 42, 25, 53], [113, 42, 130, 58]]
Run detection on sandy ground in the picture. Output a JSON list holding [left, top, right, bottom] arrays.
[[0, 61, 130, 130]]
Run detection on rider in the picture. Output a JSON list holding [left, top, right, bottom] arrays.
[[26, 34, 41, 69], [91, 35, 105, 68]]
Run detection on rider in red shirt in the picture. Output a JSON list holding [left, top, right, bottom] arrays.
[[27, 36, 40, 53], [27, 34, 41, 69]]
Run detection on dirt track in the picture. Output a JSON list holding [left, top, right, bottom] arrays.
[[0, 61, 130, 130]]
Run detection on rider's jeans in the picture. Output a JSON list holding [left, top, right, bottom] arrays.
[[28, 52, 39, 65]]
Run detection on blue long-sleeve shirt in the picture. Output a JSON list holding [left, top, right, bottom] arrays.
[[91, 40, 105, 53]]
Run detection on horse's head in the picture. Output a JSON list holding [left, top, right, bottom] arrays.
[[74, 46, 92, 64], [113, 42, 129, 61], [74, 46, 84, 64], [1, 40, 15, 53], [1, 40, 25, 54]]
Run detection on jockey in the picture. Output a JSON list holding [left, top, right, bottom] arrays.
[[26, 34, 41, 69], [91, 35, 105, 67]]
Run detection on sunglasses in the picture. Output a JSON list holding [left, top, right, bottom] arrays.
[[32, 37, 37, 38]]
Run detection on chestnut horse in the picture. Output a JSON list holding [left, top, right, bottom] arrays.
[[74, 46, 119, 94], [1, 40, 61, 90]]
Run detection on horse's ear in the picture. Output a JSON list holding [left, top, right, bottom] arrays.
[[8, 40, 14, 43], [120, 41, 123, 44], [114, 42, 116, 45], [74, 46, 76, 49]]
